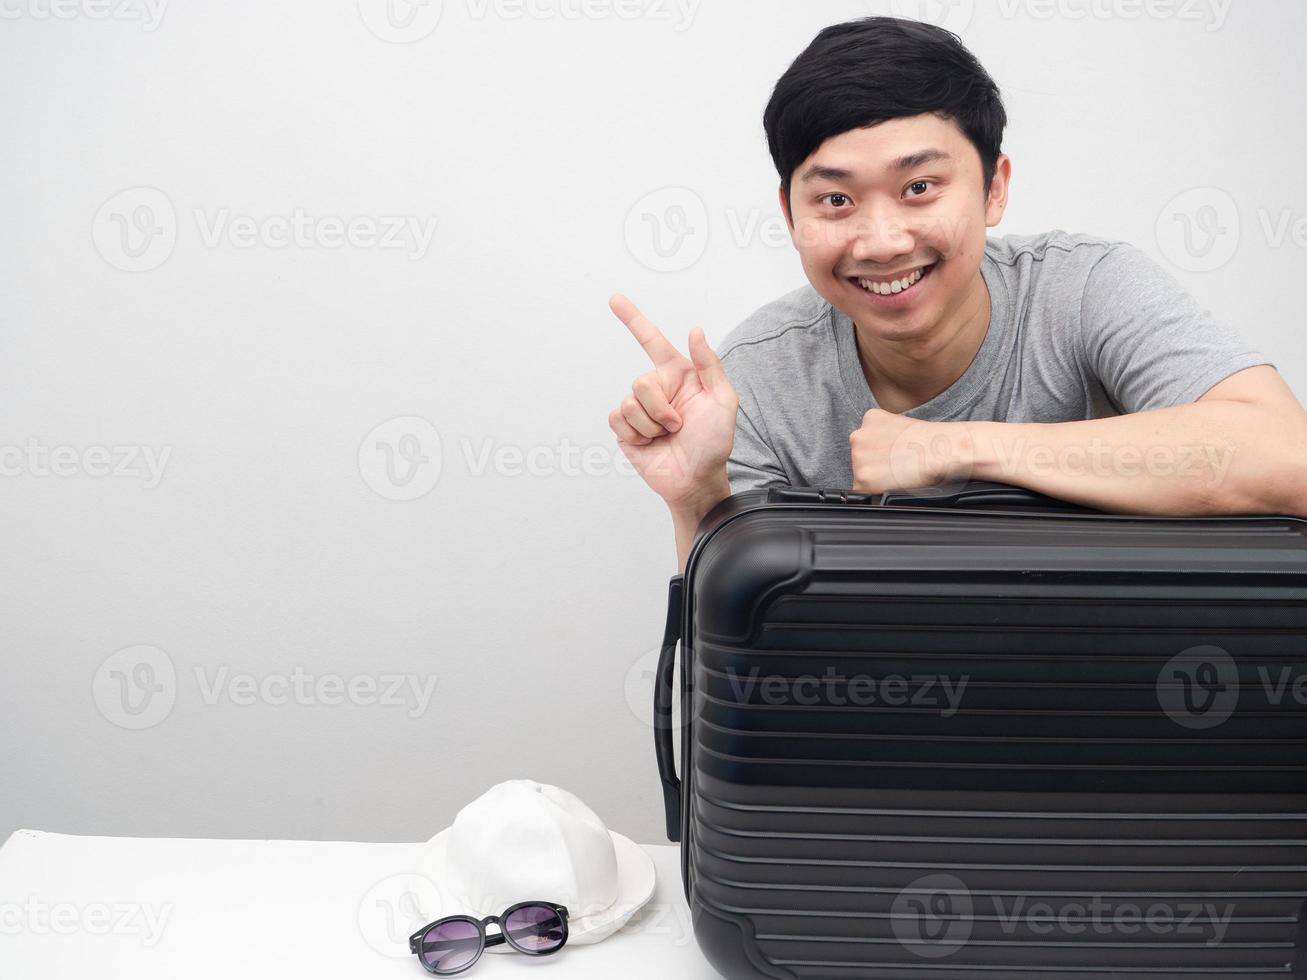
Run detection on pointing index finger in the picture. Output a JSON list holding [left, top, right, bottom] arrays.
[[609, 293, 683, 366]]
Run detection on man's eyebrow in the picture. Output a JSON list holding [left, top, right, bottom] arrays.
[[796, 149, 953, 184]]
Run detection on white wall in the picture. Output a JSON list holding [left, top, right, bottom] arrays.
[[2, 0, 1303, 846]]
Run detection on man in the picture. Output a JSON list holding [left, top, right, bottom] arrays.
[[607, 16, 1307, 574]]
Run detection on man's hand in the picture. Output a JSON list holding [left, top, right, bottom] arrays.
[[607, 293, 738, 508], [849, 408, 975, 495]]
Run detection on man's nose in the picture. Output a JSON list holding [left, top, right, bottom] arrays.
[[847, 209, 915, 265]]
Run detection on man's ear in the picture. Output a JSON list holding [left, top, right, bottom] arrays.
[[778, 182, 795, 237], [985, 154, 1011, 229]]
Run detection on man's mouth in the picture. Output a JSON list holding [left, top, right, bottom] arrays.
[[847, 262, 937, 297]]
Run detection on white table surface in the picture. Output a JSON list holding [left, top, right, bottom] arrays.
[[0, 829, 721, 979]]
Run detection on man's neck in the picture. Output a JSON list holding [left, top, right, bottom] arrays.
[[854, 269, 992, 415]]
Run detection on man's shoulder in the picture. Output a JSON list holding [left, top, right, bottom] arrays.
[[985, 228, 1135, 274], [717, 282, 832, 363]]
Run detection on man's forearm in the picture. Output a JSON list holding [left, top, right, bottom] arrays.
[[964, 401, 1307, 517], [669, 470, 732, 574]]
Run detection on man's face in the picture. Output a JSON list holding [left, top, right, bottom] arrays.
[[782, 113, 1009, 344]]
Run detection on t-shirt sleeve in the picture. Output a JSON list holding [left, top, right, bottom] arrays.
[[720, 348, 790, 494], [727, 400, 789, 495], [1078, 243, 1272, 414]]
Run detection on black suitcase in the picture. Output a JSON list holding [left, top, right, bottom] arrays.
[[653, 482, 1307, 979]]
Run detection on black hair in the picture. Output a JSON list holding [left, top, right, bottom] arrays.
[[764, 17, 1007, 216]]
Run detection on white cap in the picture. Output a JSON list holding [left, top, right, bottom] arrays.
[[416, 779, 656, 945]]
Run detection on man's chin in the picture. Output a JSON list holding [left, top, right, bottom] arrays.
[[854, 316, 936, 344], [830, 294, 935, 340]]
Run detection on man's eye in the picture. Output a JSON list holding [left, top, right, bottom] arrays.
[[820, 193, 852, 208], [906, 180, 932, 197]]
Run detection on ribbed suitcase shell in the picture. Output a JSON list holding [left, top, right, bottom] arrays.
[[654, 484, 1307, 979]]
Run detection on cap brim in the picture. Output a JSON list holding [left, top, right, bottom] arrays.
[[416, 827, 656, 946]]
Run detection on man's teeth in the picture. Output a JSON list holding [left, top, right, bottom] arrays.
[[858, 266, 926, 295]]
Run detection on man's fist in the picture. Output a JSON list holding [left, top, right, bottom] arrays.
[[607, 294, 738, 507], [849, 408, 975, 495]]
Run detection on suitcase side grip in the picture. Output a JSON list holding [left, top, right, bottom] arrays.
[[654, 574, 684, 843]]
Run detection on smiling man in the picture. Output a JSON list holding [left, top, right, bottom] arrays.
[[608, 16, 1307, 573]]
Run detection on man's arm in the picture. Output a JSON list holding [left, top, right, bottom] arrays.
[[669, 471, 733, 575], [667, 371, 788, 575], [959, 366, 1307, 517]]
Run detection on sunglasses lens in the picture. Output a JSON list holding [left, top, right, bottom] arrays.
[[503, 904, 566, 952], [419, 918, 482, 974]]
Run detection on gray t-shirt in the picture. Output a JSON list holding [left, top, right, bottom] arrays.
[[719, 229, 1271, 494]]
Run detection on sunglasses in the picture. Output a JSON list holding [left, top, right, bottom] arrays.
[[408, 901, 569, 975]]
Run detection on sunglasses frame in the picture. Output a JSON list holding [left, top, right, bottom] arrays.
[[408, 900, 570, 975]]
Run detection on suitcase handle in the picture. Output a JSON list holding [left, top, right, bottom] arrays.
[[654, 574, 684, 843], [880, 480, 1086, 510], [770, 481, 1087, 512]]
